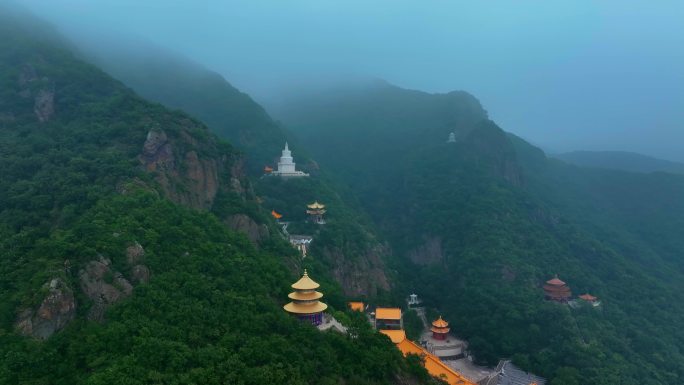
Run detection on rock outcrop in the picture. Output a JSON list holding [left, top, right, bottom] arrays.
[[79, 256, 133, 321], [224, 214, 269, 245], [126, 242, 150, 284], [139, 129, 232, 210], [17, 64, 55, 122], [408, 236, 444, 265], [33, 88, 55, 122], [15, 278, 76, 339], [325, 245, 391, 297]]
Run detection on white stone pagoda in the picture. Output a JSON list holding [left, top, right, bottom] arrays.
[[272, 142, 309, 177], [447, 132, 456, 143]]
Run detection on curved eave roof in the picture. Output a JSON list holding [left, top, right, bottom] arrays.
[[288, 291, 323, 301], [546, 277, 566, 286], [283, 301, 328, 314], [307, 201, 326, 209], [431, 327, 451, 334], [291, 270, 320, 290], [432, 316, 449, 328]]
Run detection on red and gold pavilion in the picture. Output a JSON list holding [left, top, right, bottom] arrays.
[[543, 275, 572, 302], [431, 316, 450, 340], [306, 201, 326, 224], [283, 270, 328, 325]]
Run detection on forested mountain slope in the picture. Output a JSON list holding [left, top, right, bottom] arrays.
[[70, 38, 394, 298], [272, 82, 684, 384], [0, 9, 435, 385], [71, 36, 289, 174]]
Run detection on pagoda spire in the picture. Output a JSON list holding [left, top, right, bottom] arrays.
[[284, 269, 328, 325]]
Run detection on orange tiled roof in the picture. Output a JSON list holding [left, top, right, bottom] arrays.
[[396, 339, 476, 385], [348, 302, 365, 312], [379, 329, 406, 343], [579, 293, 597, 301], [375, 307, 401, 320], [271, 210, 283, 219]]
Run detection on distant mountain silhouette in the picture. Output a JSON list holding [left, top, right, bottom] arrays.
[[555, 150, 684, 175]]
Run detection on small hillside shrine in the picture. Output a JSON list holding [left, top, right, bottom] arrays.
[[431, 316, 450, 340], [543, 275, 572, 303], [579, 293, 600, 307], [272, 142, 309, 177], [283, 270, 328, 325], [306, 201, 326, 224]]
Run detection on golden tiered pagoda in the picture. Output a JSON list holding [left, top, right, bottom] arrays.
[[431, 316, 450, 340], [283, 269, 328, 325], [543, 275, 572, 303], [306, 201, 326, 224]]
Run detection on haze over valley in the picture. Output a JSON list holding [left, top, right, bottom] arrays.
[[2, 2, 684, 385]]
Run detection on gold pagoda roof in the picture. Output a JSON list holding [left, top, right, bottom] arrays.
[[291, 270, 321, 290], [307, 201, 325, 209], [288, 291, 323, 301], [432, 316, 449, 328], [283, 301, 328, 314], [430, 326, 451, 334]]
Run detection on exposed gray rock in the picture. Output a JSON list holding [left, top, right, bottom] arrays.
[[18, 64, 38, 86], [225, 214, 269, 244], [130, 265, 150, 284], [79, 257, 133, 321], [126, 242, 145, 265], [15, 278, 76, 339], [141, 130, 174, 171], [34, 88, 55, 122], [408, 236, 444, 265]]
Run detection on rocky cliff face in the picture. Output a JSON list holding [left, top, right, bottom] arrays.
[[224, 214, 270, 244], [324, 245, 391, 297], [15, 278, 76, 339], [138, 128, 251, 212], [140, 129, 222, 209], [79, 256, 134, 321], [17, 64, 55, 123], [408, 236, 444, 266]]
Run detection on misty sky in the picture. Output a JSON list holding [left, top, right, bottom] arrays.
[[17, 0, 684, 161]]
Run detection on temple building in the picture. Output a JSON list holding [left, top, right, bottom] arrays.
[[447, 132, 457, 143], [431, 316, 450, 340], [579, 293, 601, 307], [283, 270, 327, 325], [374, 307, 402, 330], [271, 210, 283, 221], [348, 302, 365, 312], [543, 275, 572, 303], [382, 330, 477, 385], [407, 293, 422, 307], [289, 235, 313, 257], [482, 360, 546, 385], [306, 201, 327, 224], [422, 315, 466, 360], [271, 143, 309, 177]]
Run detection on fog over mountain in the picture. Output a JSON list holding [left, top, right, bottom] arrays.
[[15, 0, 684, 161]]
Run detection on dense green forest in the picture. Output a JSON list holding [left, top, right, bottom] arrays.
[[0, 9, 436, 385], [272, 83, 684, 384]]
